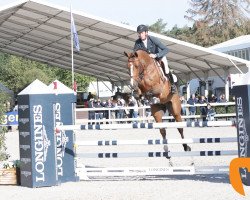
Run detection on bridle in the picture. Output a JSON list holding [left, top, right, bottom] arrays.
[[128, 57, 144, 86]]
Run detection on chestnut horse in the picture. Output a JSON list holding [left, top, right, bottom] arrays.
[[124, 50, 191, 152]]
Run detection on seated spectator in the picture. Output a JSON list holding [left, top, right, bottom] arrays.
[[206, 103, 216, 121]]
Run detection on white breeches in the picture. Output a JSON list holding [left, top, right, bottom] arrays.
[[162, 56, 177, 83], [172, 73, 177, 83], [162, 56, 169, 74]]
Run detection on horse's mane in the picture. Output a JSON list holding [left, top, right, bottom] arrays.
[[135, 50, 163, 81], [135, 50, 153, 65]]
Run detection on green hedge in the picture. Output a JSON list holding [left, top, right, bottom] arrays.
[[195, 104, 235, 115]]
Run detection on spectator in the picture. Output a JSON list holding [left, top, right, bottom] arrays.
[[87, 92, 94, 101], [116, 98, 125, 124], [206, 103, 216, 121], [218, 93, 228, 113], [209, 94, 217, 103], [180, 96, 187, 116], [199, 95, 207, 121], [95, 99, 104, 124], [88, 98, 95, 124], [128, 96, 139, 123], [101, 99, 108, 119], [105, 98, 115, 124], [218, 94, 227, 103], [187, 94, 197, 117], [140, 96, 151, 117], [115, 88, 122, 99]]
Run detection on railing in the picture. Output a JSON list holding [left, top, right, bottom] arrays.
[[75, 102, 235, 124]]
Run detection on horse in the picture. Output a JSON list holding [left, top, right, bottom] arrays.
[[124, 50, 191, 153]]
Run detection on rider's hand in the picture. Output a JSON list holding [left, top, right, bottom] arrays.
[[149, 54, 157, 59]]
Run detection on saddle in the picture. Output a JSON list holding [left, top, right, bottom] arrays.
[[154, 60, 168, 82]]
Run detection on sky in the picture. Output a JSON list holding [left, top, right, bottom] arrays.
[[0, 0, 192, 29]]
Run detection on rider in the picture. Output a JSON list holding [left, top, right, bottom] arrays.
[[133, 24, 177, 94]]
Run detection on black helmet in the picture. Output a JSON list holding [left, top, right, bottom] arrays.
[[137, 24, 148, 33]]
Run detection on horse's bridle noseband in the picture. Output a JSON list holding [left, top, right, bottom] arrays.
[[128, 57, 144, 83]]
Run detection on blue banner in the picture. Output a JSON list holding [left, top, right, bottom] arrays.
[[1, 111, 18, 126]]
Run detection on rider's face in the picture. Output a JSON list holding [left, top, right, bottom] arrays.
[[138, 31, 147, 41]]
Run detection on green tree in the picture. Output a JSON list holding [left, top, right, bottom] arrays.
[[149, 19, 168, 34], [165, 25, 197, 43], [0, 53, 94, 94], [52, 68, 95, 91], [185, 0, 250, 46], [0, 54, 55, 93]]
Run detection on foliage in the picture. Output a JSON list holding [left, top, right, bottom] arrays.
[[0, 54, 56, 94], [0, 92, 10, 161], [147, 1, 250, 47], [185, 0, 249, 27], [184, 0, 250, 46], [52, 68, 95, 91], [0, 53, 94, 95], [2, 160, 20, 169], [149, 19, 168, 34]]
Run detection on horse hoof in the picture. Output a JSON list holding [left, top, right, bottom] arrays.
[[190, 161, 194, 166], [184, 145, 191, 151], [163, 145, 169, 152]]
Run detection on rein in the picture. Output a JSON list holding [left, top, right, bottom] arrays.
[[129, 58, 144, 83]]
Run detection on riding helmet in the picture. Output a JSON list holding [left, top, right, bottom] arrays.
[[137, 24, 148, 33]]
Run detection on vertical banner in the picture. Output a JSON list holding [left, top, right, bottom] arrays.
[[18, 80, 57, 187], [49, 80, 78, 183], [233, 84, 250, 186]]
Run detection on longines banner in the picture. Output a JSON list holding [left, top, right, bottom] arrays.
[[231, 84, 250, 196], [18, 80, 57, 188]]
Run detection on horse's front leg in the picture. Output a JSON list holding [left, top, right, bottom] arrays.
[[151, 104, 171, 160]]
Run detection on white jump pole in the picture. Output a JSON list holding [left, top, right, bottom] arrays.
[[77, 150, 238, 159], [56, 121, 235, 132], [75, 137, 237, 146]]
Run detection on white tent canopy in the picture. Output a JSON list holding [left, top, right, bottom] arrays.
[[0, 0, 249, 85]]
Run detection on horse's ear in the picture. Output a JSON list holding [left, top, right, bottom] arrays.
[[134, 51, 138, 57], [124, 51, 129, 57]]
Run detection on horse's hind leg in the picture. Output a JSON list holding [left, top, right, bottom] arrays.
[[168, 100, 191, 152]]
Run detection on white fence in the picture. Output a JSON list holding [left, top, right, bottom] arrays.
[[75, 102, 235, 124]]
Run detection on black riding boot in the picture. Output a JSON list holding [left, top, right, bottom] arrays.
[[168, 72, 177, 94]]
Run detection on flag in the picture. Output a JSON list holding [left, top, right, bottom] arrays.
[[73, 81, 77, 92], [71, 12, 80, 52]]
